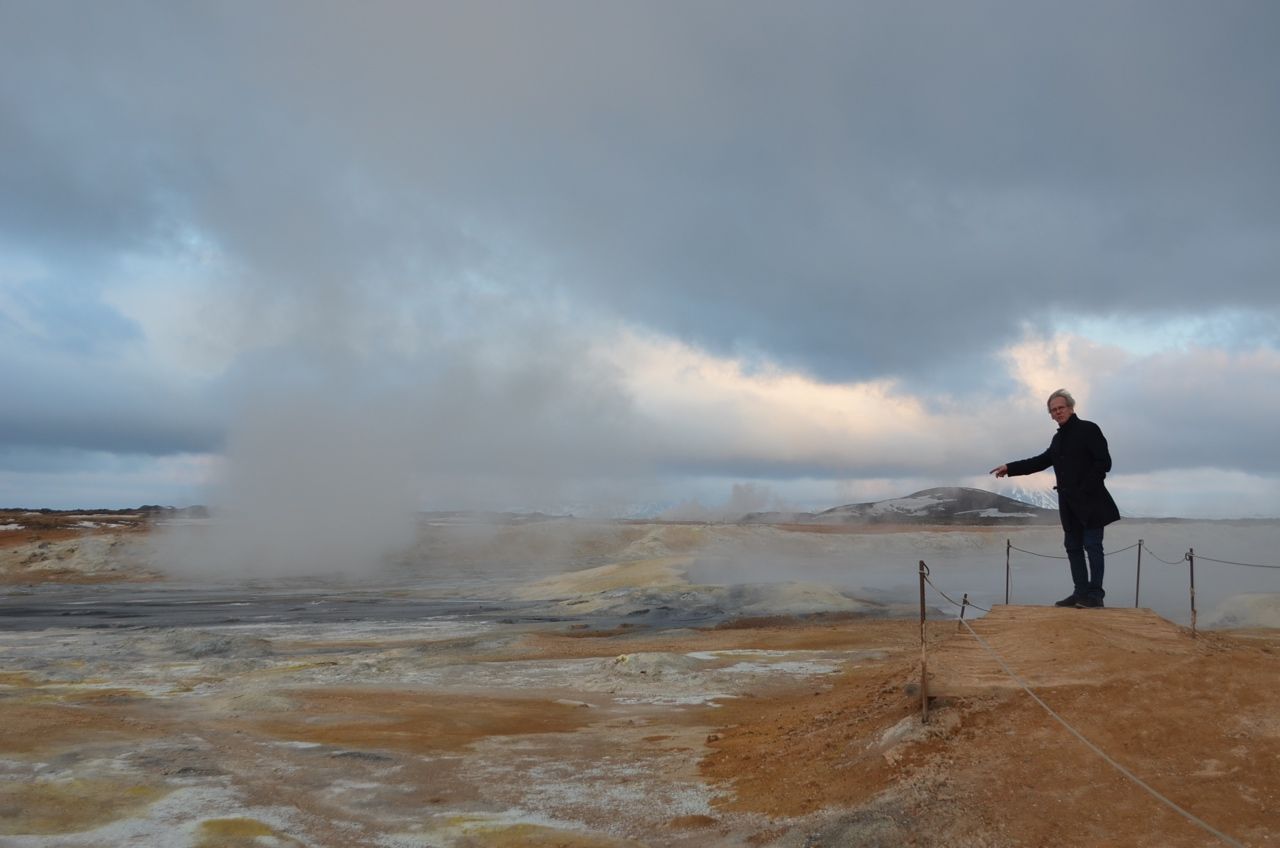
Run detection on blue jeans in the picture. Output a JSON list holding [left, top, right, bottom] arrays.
[[1064, 527, 1105, 599]]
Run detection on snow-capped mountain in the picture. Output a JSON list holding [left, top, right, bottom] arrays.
[[743, 487, 1059, 525], [1001, 484, 1059, 511]]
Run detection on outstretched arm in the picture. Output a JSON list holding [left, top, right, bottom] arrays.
[[999, 447, 1053, 478]]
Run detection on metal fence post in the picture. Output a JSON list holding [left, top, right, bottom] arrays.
[[918, 560, 930, 724], [1004, 538, 1011, 605], [1134, 539, 1143, 609], [1188, 547, 1197, 637]]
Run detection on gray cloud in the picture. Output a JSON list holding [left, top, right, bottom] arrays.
[[0, 342, 224, 458], [1095, 348, 1280, 475], [6, 3, 1279, 377], [2, 1, 1279, 514]]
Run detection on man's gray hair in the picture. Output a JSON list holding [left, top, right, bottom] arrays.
[[1047, 388, 1076, 410]]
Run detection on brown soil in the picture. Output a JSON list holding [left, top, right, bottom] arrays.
[[519, 615, 912, 661], [0, 510, 155, 583], [701, 606, 1280, 847], [1, 609, 1277, 845], [447, 824, 647, 848], [0, 697, 166, 755], [0, 565, 154, 585], [251, 688, 596, 754], [0, 510, 148, 549], [3, 510, 1278, 848]]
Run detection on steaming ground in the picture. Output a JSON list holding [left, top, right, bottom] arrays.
[[115, 516, 1280, 624], [138, 515, 1280, 627], [2, 514, 1279, 846]]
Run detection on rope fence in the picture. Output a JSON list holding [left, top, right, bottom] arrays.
[[1002, 536, 1280, 637], [917, 561, 1250, 848], [1140, 541, 1189, 566], [1194, 554, 1280, 570]]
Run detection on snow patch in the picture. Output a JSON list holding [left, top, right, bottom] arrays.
[[957, 508, 1036, 518], [868, 495, 947, 515]]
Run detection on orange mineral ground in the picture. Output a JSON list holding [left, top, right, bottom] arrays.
[[1, 515, 1278, 846]]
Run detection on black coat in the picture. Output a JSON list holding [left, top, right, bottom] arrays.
[[1006, 414, 1120, 531]]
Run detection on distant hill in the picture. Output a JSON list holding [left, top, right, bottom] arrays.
[[743, 487, 1060, 526]]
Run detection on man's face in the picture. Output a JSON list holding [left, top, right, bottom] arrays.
[[1048, 397, 1073, 425]]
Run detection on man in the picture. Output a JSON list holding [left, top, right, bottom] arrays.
[[991, 389, 1120, 608]]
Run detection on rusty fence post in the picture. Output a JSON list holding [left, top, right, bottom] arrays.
[[1134, 539, 1143, 609], [1188, 547, 1197, 637], [1004, 538, 1011, 605], [918, 560, 930, 724], [958, 593, 970, 633]]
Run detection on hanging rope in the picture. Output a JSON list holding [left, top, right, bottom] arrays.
[[1140, 542, 1189, 566], [920, 571, 992, 613], [1008, 538, 1280, 570], [1008, 544, 1068, 559], [1011, 540, 1138, 560], [1193, 554, 1280, 571]]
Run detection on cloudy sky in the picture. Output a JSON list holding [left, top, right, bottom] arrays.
[[3, 0, 1279, 518]]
